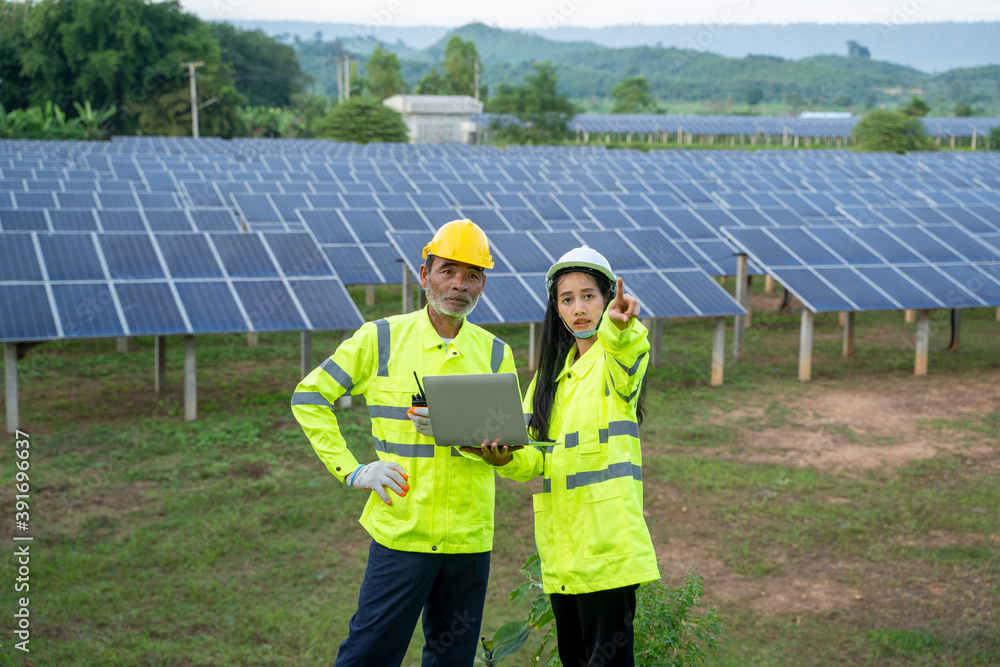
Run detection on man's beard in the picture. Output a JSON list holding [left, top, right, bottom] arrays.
[[425, 284, 479, 321]]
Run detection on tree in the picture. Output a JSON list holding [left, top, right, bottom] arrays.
[[954, 102, 974, 117], [610, 76, 658, 114], [441, 35, 478, 97], [487, 61, 577, 144], [989, 125, 1000, 150], [847, 40, 871, 58], [901, 96, 930, 117], [366, 46, 406, 100], [743, 86, 764, 107], [211, 22, 308, 108], [415, 68, 448, 95], [15, 0, 244, 136], [0, 1, 32, 110], [314, 97, 408, 143], [852, 109, 932, 154], [415, 35, 480, 98]]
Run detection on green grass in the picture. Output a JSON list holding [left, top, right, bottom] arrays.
[[1, 285, 998, 665]]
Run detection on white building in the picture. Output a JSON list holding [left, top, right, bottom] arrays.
[[382, 95, 483, 144]]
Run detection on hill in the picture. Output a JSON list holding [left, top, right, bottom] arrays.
[[235, 20, 1000, 73]]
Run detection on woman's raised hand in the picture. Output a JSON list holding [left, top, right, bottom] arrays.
[[608, 276, 640, 328]]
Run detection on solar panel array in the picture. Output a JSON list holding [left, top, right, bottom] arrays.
[[390, 228, 743, 324], [723, 224, 1000, 312], [3, 137, 1000, 340], [566, 114, 1000, 139], [0, 229, 363, 342]]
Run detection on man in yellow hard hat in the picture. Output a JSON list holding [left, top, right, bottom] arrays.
[[291, 219, 515, 666]]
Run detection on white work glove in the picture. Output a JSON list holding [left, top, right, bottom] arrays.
[[407, 406, 433, 438], [347, 461, 409, 505]]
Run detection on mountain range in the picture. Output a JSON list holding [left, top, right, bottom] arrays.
[[232, 21, 1000, 73]]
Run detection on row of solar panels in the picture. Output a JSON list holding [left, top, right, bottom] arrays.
[[723, 225, 1000, 313], [564, 114, 1000, 138], [0, 226, 750, 342]]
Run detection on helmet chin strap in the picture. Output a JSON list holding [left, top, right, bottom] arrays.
[[561, 313, 602, 339]]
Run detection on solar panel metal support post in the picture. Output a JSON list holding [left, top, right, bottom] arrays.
[[247, 333, 258, 347], [732, 255, 749, 361], [529, 322, 541, 372], [905, 309, 916, 324], [301, 332, 312, 379], [366, 285, 375, 307], [402, 262, 413, 313], [184, 335, 197, 422], [947, 310, 961, 352], [711, 317, 726, 387], [842, 312, 855, 359], [5, 343, 18, 434], [116, 337, 128, 353], [154, 337, 166, 394], [914, 309, 930, 376], [799, 309, 814, 382]]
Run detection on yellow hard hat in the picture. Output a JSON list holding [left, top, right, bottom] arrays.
[[422, 219, 494, 270]]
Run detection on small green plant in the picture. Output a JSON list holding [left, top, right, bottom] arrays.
[[635, 568, 727, 666], [482, 556, 726, 666]]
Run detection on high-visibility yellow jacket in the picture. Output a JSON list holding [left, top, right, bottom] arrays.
[[291, 306, 515, 554], [497, 310, 659, 594]]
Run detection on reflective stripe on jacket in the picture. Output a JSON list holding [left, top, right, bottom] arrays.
[[499, 309, 659, 594], [291, 306, 515, 554]]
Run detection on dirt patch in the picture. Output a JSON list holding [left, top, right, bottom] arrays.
[[644, 482, 861, 616], [715, 377, 1000, 473]]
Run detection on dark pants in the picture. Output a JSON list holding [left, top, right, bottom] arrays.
[[334, 540, 491, 667], [549, 585, 639, 667]]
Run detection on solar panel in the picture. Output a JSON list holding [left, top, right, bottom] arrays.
[[0, 234, 42, 281], [323, 246, 383, 284], [116, 282, 187, 334], [98, 234, 165, 279], [233, 280, 306, 331], [1, 210, 48, 231], [174, 281, 250, 332], [210, 233, 279, 277], [0, 285, 57, 340], [51, 283, 124, 337], [288, 278, 365, 329], [49, 209, 98, 232], [263, 232, 334, 277], [157, 234, 225, 278], [38, 233, 105, 280], [190, 209, 240, 231]]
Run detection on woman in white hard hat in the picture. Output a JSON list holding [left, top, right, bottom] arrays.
[[465, 246, 659, 667]]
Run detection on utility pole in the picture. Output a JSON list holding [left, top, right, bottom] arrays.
[[345, 53, 351, 100], [182, 61, 205, 138], [474, 57, 480, 145]]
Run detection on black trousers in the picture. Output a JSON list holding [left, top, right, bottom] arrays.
[[549, 584, 639, 667]]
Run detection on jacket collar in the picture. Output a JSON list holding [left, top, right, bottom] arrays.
[[555, 338, 601, 382], [418, 306, 468, 351]]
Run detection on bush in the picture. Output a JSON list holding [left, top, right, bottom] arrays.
[[634, 568, 726, 666], [482, 556, 725, 666], [852, 109, 933, 154], [0, 101, 115, 140], [314, 98, 408, 144]]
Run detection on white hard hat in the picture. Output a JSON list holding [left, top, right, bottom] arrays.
[[545, 245, 616, 298]]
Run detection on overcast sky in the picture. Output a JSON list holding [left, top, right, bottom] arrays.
[[182, 0, 1000, 27]]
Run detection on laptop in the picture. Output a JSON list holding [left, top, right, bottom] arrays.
[[421, 373, 533, 448]]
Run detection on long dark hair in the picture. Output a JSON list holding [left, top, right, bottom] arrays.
[[529, 272, 648, 442]]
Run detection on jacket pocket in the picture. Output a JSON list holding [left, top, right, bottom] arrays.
[[581, 480, 632, 559], [577, 397, 605, 456]]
